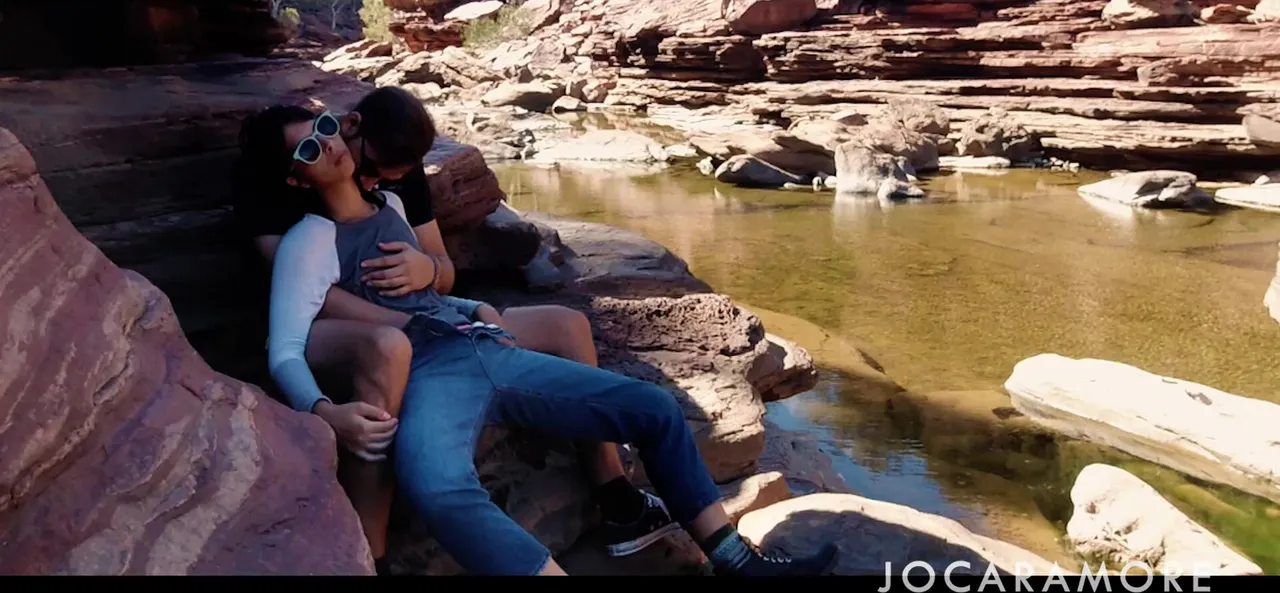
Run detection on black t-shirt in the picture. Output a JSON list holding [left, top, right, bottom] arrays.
[[234, 166, 434, 239]]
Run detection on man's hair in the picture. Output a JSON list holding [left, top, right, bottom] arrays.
[[353, 86, 436, 169]]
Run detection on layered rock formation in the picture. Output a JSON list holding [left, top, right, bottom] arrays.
[[0, 59, 370, 378], [0, 0, 287, 70], [0, 128, 374, 576], [373, 0, 1280, 176]]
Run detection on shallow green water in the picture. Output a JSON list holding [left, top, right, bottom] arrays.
[[497, 160, 1280, 571]]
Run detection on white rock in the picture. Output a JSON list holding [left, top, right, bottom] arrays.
[[938, 155, 1012, 170], [738, 493, 1059, 575], [1215, 184, 1280, 214], [1249, 0, 1280, 22], [664, 144, 699, 159], [1005, 354, 1280, 505], [1067, 464, 1261, 575], [1267, 242, 1280, 325], [527, 130, 669, 164], [444, 0, 505, 21]]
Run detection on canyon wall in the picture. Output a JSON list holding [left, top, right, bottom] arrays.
[[407, 0, 1280, 175]]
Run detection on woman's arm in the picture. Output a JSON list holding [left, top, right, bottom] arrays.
[[267, 218, 342, 413]]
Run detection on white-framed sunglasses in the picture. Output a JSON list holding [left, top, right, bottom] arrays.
[[291, 111, 341, 165]]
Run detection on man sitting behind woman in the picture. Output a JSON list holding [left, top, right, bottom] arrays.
[[238, 104, 838, 576]]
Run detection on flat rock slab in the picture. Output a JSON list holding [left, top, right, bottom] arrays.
[[1067, 464, 1260, 575], [737, 493, 1056, 575], [444, 0, 505, 21], [1005, 353, 1280, 506], [1215, 184, 1280, 213]]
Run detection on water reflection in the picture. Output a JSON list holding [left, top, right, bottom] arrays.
[[495, 161, 1280, 569]]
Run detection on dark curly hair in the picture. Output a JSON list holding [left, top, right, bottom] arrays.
[[233, 104, 317, 197]]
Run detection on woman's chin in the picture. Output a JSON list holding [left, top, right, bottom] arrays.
[[338, 159, 356, 180]]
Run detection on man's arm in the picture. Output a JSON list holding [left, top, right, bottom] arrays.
[[412, 220, 456, 294], [395, 167, 456, 294], [255, 235, 411, 328]]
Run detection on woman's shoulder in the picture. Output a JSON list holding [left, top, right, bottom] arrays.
[[279, 214, 337, 249]]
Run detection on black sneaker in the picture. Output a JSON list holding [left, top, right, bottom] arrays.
[[599, 490, 682, 557], [716, 541, 840, 577]]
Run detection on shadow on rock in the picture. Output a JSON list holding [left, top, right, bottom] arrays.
[[743, 495, 1058, 576]]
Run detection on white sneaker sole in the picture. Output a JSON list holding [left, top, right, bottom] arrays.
[[604, 520, 682, 557]]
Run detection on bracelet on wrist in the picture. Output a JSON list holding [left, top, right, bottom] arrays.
[[426, 253, 440, 290]]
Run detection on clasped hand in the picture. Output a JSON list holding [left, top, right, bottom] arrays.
[[360, 241, 436, 297], [314, 400, 398, 462]]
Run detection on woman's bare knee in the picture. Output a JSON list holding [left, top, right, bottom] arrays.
[[504, 305, 597, 365], [555, 307, 597, 366], [561, 307, 593, 340], [354, 326, 411, 416]]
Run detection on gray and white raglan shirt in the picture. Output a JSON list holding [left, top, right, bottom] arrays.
[[267, 190, 483, 413]]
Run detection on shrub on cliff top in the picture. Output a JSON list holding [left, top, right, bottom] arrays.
[[360, 0, 394, 42], [277, 7, 302, 31], [462, 5, 537, 49]]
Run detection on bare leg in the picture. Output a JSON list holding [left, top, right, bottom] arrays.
[[538, 560, 569, 576], [500, 305, 627, 485], [688, 505, 733, 541], [306, 319, 411, 561]]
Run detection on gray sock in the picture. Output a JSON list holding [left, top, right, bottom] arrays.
[[701, 525, 753, 570]]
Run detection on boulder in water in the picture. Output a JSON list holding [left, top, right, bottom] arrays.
[[1005, 353, 1280, 506], [1067, 464, 1261, 575], [1078, 170, 1216, 209]]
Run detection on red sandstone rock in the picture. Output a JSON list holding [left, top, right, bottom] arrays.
[[1200, 3, 1253, 23], [393, 19, 466, 53], [0, 128, 372, 576], [0, 60, 372, 373], [386, 0, 471, 52], [424, 135, 505, 232]]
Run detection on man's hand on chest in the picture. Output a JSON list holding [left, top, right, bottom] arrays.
[[359, 241, 439, 297]]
